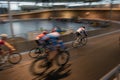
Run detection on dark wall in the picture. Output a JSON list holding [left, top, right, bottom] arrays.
[[0, 9, 120, 21]]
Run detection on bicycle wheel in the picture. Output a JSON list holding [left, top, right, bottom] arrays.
[[29, 47, 44, 58], [56, 51, 70, 66], [72, 37, 80, 48], [8, 53, 22, 64], [30, 57, 48, 75], [81, 37, 87, 46]]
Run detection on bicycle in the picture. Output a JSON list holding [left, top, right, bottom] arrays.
[[72, 35, 87, 48], [30, 46, 70, 75], [0, 50, 22, 65]]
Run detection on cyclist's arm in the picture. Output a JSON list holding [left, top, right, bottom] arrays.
[[4, 41, 16, 51], [83, 30, 88, 37]]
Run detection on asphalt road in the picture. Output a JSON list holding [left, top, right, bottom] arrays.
[[0, 31, 120, 80]]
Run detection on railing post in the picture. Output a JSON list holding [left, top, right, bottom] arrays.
[[8, 0, 14, 37]]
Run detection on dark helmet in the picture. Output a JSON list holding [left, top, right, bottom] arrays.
[[82, 26, 85, 28], [42, 31, 48, 34]]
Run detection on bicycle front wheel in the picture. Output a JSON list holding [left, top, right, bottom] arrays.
[[30, 57, 48, 75], [56, 51, 70, 66], [8, 53, 22, 64]]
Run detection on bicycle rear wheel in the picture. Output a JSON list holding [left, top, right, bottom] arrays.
[[56, 50, 70, 66], [29, 47, 44, 58], [8, 53, 22, 64]]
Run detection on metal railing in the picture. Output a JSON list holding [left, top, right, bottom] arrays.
[[100, 64, 120, 80]]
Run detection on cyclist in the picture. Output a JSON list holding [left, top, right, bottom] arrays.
[[40, 30, 67, 66], [35, 30, 48, 47], [37, 29, 65, 49], [46, 30, 66, 50], [0, 34, 16, 64], [76, 26, 88, 38]]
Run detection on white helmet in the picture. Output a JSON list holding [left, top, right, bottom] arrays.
[[0, 34, 8, 37]]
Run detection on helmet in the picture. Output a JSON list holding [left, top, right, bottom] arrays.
[[82, 26, 85, 28], [0, 34, 8, 37], [42, 31, 48, 34]]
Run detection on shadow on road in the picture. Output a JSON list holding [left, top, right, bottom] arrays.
[[32, 64, 71, 80], [0, 63, 13, 71]]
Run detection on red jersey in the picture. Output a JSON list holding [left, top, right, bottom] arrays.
[[36, 33, 45, 40], [0, 40, 4, 46]]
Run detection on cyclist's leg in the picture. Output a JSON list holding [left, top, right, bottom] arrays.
[[46, 38, 58, 63], [44, 50, 57, 67], [79, 32, 84, 39], [83, 30, 88, 37], [80, 31, 87, 38]]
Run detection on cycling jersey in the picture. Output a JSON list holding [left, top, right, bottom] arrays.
[[47, 32, 60, 38], [40, 32, 60, 40], [76, 27, 87, 37], [40, 32, 65, 50], [76, 27, 85, 33]]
